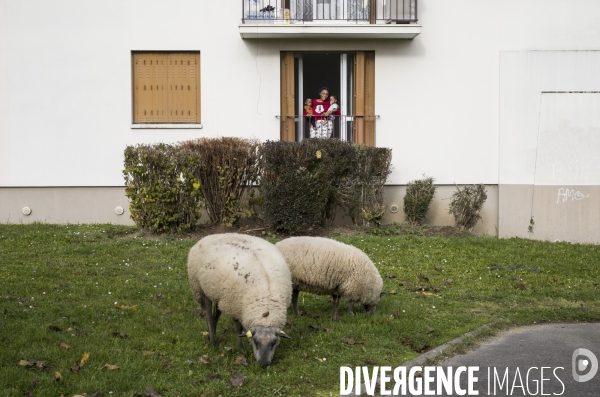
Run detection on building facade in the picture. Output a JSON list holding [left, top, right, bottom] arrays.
[[1, 0, 599, 243]]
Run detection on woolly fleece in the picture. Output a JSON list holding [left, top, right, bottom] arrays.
[[275, 236, 383, 306], [188, 233, 291, 329]]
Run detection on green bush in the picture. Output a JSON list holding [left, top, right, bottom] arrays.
[[180, 138, 262, 226], [404, 175, 437, 226], [124, 139, 392, 234], [260, 140, 331, 234], [339, 144, 392, 226], [260, 139, 392, 233], [448, 183, 488, 231], [123, 144, 203, 233]]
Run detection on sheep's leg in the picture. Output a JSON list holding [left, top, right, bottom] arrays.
[[346, 301, 355, 317], [202, 293, 219, 346], [331, 294, 341, 322], [233, 319, 245, 349], [292, 289, 300, 316]]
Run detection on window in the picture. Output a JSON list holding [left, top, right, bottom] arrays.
[[132, 52, 200, 124], [280, 51, 375, 146]]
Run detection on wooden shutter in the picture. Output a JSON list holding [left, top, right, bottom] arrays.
[[133, 53, 167, 123], [353, 51, 375, 146], [280, 52, 295, 142], [133, 52, 200, 123]]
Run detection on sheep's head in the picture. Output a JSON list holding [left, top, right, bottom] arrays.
[[363, 290, 386, 314], [239, 327, 291, 368]]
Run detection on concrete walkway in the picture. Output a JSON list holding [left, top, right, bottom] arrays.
[[340, 323, 600, 396]]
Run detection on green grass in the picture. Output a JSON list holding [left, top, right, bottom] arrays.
[[1, 224, 599, 396]]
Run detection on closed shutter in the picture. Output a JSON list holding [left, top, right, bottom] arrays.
[[133, 52, 200, 123], [280, 52, 295, 142], [353, 51, 375, 146]]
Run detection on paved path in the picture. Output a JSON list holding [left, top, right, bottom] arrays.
[[341, 323, 600, 396]]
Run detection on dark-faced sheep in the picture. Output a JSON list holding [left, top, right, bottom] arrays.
[[188, 233, 292, 367], [275, 236, 384, 321]]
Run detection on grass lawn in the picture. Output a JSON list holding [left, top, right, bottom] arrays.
[[1, 223, 599, 396]]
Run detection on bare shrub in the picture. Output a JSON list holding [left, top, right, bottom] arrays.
[[403, 175, 437, 226], [180, 138, 262, 226], [448, 184, 488, 231]]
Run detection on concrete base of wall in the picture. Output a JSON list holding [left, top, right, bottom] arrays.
[[0, 187, 134, 225], [499, 184, 600, 244], [381, 185, 499, 236], [0, 185, 501, 236]]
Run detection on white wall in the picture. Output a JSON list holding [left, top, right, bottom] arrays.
[[2, 0, 600, 188]]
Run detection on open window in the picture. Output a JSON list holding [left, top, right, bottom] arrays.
[[280, 51, 375, 145]]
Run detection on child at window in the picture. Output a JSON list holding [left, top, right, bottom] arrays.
[[327, 95, 339, 120], [304, 98, 316, 128]]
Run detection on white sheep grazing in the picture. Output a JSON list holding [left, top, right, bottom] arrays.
[[188, 233, 292, 367], [275, 236, 384, 321]]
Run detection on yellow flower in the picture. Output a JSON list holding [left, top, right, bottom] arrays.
[[193, 182, 200, 190], [316, 150, 322, 159]]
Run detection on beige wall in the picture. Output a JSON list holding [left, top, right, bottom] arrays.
[[382, 185, 499, 236], [0, 187, 133, 225], [499, 184, 600, 244], [0, 185, 500, 235]]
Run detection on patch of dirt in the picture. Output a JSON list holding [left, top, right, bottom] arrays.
[[122, 222, 470, 241]]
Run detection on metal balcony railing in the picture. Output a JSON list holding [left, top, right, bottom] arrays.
[[243, 0, 417, 24], [277, 114, 379, 142]]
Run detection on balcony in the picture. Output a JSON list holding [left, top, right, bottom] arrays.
[[239, 0, 421, 39]]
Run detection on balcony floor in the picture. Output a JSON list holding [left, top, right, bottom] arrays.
[[239, 23, 421, 39]]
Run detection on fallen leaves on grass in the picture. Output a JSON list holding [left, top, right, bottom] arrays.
[[53, 371, 61, 382], [18, 360, 47, 369], [111, 331, 127, 339], [60, 343, 70, 349], [234, 355, 248, 366], [144, 387, 161, 397], [364, 358, 377, 364], [48, 325, 62, 332], [198, 355, 211, 365], [79, 352, 90, 367], [193, 374, 223, 384], [426, 327, 435, 334], [102, 364, 119, 370], [141, 350, 154, 356], [115, 303, 138, 310], [230, 371, 247, 388], [341, 336, 364, 345], [309, 324, 321, 330]]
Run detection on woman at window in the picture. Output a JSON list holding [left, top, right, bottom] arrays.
[[308, 87, 340, 138]]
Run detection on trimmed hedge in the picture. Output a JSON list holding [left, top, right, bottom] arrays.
[[123, 144, 203, 233], [260, 139, 392, 233], [124, 138, 392, 234]]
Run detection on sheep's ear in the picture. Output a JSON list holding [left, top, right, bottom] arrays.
[[279, 330, 292, 339], [380, 291, 389, 297]]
